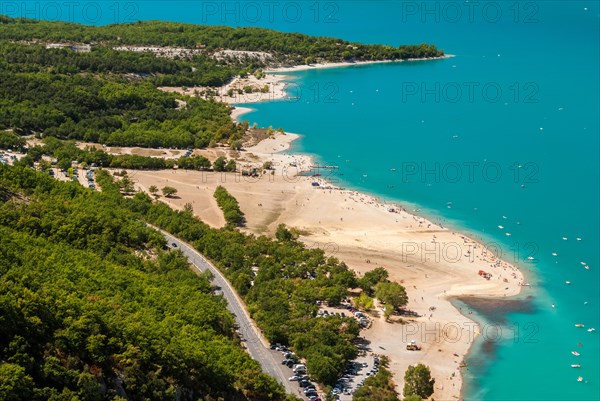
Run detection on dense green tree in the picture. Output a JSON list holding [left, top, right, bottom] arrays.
[[0, 363, 34, 401], [225, 159, 237, 172], [0, 131, 26, 151], [161, 186, 178, 197], [403, 364, 435, 399], [375, 281, 408, 309], [214, 185, 245, 227], [213, 156, 227, 172], [359, 267, 389, 295], [275, 224, 296, 241], [354, 293, 374, 311], [230, 139, 243, 151], [306, 354, 338, 385]]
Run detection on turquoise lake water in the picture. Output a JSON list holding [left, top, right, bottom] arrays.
[[16, 1, 599, 399]]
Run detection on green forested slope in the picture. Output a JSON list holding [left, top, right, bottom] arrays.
[[0, 16, 443, 63], [0, 164, 292, 401]]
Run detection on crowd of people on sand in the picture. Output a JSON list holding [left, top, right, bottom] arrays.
[[270, 153, 519, 284]]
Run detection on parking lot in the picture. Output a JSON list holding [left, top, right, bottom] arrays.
[[270, 301, 382, 401], [269, 344, 322, 400], [331, 352, 380, 401]]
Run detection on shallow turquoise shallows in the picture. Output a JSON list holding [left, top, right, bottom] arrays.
[[23, 1, 600, 399]]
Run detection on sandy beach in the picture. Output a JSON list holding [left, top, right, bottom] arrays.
[[118, 128, 525, 400], [265, 55, 454, 74]]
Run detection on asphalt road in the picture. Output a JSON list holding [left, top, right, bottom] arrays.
[[155, 228, 298, 395]]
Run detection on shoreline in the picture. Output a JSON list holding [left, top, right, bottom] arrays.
[[226, 56, 525, 400], [265, 54, 455, 73], [137, 54, 526, 400], [230, 106, 255, 121], [160, 55, 454, 105]]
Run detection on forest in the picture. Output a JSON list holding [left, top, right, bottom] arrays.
[[0, 164, 296, 401], [0, 64, 244, 147], [0, 16, 444, 64], [0, 163, 407, 398]]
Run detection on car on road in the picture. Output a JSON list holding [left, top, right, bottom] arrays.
[[171, 242, 177, 247]]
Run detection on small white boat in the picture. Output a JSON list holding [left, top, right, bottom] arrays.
[[577, 376, 583, 382], [572, 351, 580, 356], [563, 237, 568, 240], [576, 237, 582, 241], [498, 225, 504, 229], [506, 233, 512, 236], [552, 252, 558, 256], [527, 256, 534, 260], [571, 364, 581, 368], [588, 328, 595, 332], [580, 262, 587, 265], [566, 281, 571, 285]]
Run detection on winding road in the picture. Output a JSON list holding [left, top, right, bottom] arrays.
[[154, 227, 298, 395]]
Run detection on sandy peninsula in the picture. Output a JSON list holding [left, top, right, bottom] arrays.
[[117, 126, 525, 400]]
